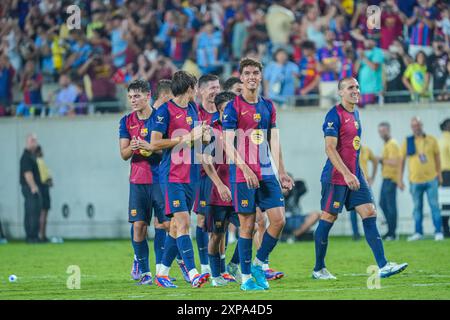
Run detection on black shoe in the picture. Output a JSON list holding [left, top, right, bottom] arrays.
[[352, 234, 361, 241], [39, 237, 50, 243], [26, 237, 39, 244]]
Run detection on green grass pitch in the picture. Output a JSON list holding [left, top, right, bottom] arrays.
[[1, 237, 449, 300]]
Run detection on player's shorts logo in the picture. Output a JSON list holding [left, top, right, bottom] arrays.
[[354, 121, 359, 130], [353, 136, 361, 150], [333, 201, 340, 209], [173, 200, 180, 208], [200, 200, 206, 207], [253, 113, 261, 122], [215, 221, 223, 228], [241, 199, 249, 207], [140, 128, 148, 137], [186, 116, 193, 125], [131, 209, 137, 216], [250, 129, 264, 145]]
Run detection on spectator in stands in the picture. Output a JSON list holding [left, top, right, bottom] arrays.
[[147, 55, 177, 93], [0, 54, 15, 116], [21, 60, 44, 116], [427, 35, 450, 101], [399, 117, 443, 241], [330, 13, 351, 47], [231, 10, 248, 60], [34, 25, 55, 79], [245, 8, 269, 55], [301, 4, 337, 50], [380, 0, 406, 51], [383, 38, 413, 103], [402, 50, 431, 102], [263, 47, 299, 106], [64, 30, 93, 73], [406, 0, 438, 57], [194, 22, 223, 75], [110, 14, 128, 69], [74, 81, 89, 115], [51, 73, 78, 116], [266, 0, 295, 49], [350, 1, 379, 51], [356, 36, 385, 107], [317, 30, 343, 108], [297, 40, 320, 107], [439, 118, 450, 238]]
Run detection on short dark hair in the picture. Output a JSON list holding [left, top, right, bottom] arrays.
[[239, 57, 263, 74], [223, 77, 242, 91], [198, 74, 219, 88], [301, 40, 316, 51], [338, 77, 356, 90], [214, 91, 236, 108], [154, 79, 172, 100], [379, 122, 390, 129], [440, 118, 450, 131], [171, 71, 197, 96], [127, 79, 151, 93]]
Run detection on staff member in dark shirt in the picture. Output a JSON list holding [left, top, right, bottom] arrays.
[[20, 133, 42, 243]]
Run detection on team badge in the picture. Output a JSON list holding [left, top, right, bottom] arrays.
[[131, 209, 137, 216], [353, 136, 361, 150], [215, 221, 223, 228], [333, 202, 340, 209], [241, 199, 249, 207], [140, 128, 148, 137], [173, 200, 180, 208], [250, 129, 264, 145], [354, 121, 359, 130], [253, 113, 261, 122], [200, 201, 206, 207], [186, 116, 193, 125]]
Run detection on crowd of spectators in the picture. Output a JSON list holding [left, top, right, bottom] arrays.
[[0, 0, 449, 117]]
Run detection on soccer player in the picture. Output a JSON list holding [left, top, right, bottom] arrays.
[[150, 71, 210, 288], [119, 79, 163, 285], [314, 77, 408, 280], [202, 91, 238, 286], [223, 77, 243, 95], [222, 58, 294, 291], [193, 74, 221, 276]]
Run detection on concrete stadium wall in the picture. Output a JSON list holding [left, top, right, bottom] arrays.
[[0, 103, 449, 239]]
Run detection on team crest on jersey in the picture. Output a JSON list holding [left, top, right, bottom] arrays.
[[131, 209, 137, 216], [140, 128, 148, 137], [353, 136, 361, 150], [241, 199, 249, 207], [333, 202, 340, 209], [186, 116, 193, 125], [250, 129, 264, 145], [253, 113, 261, 122], [200, 201, 206, 207], [354, 121, 359, 130], [173, 200, 180, 208], [215, 221, 223, 228]]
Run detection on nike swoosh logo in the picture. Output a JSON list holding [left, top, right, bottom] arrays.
[[176, 114, 183, 119], [280, 198, 284, 201], [241, 111, 249, 115], [182, 249, 192, 254], [130, 125, 138, 129], [223, 115, 228, 119], [345, 119, 350, 123]]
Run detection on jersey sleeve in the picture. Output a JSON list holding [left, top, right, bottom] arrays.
[[269, 101, 277, 129], [151, 104, 170, 136], [222, 100, 238, 130], [119, 116, 130, 139], [322, 109, 340, 137]]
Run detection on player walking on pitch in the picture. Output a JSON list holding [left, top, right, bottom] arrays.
[[314, 77, 408, 280]]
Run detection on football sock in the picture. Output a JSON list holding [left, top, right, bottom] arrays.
[[256, 231, 278, 264], [230, 244, 240, 265], [161, 235, 178, 272], [363, 217, 388, 268], [177, 235, 196, 272], [238, 237, 252, 275], [208, 253, 221, 278], [133, 240, 150, 274], [154, 228, 166, 266], [314, 219, 333, 271], [196, 226, 209, 266]]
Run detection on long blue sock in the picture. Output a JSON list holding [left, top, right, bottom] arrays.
[[256, 231, 279, 263], [130, 224, 136, 251], [196, 226, 209, 265], [314, 220, 333, 271], [208, 253, 221, 278], [238, 237, 252, 275], [154, 228, 166, 265], [161, 235, 178, 268], [363, 217, 388, 268], [177, 235, 196, 272], [230, 244, 240, 264], [133, 240, 150, 274]]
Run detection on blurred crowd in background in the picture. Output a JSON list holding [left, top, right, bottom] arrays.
[[0, 0, 449, 117]]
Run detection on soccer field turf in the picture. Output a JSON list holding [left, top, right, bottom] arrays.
[[1, 237, 449, 300]]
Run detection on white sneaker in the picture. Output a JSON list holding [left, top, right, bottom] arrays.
[[407, 233, 423, 241], [312, 268, 337, 280], [379, 262, 408, 278], [435, 233, 444, 241], [211, 276, 228, 287]]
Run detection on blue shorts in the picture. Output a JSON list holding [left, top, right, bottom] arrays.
[[161, 183, 198, 217], [205, 206, 237, 233], [128, 183, 168, 225], [320, 179, 374, 214], [193, 175, 212, 215], [231, 176, 284, 214]]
